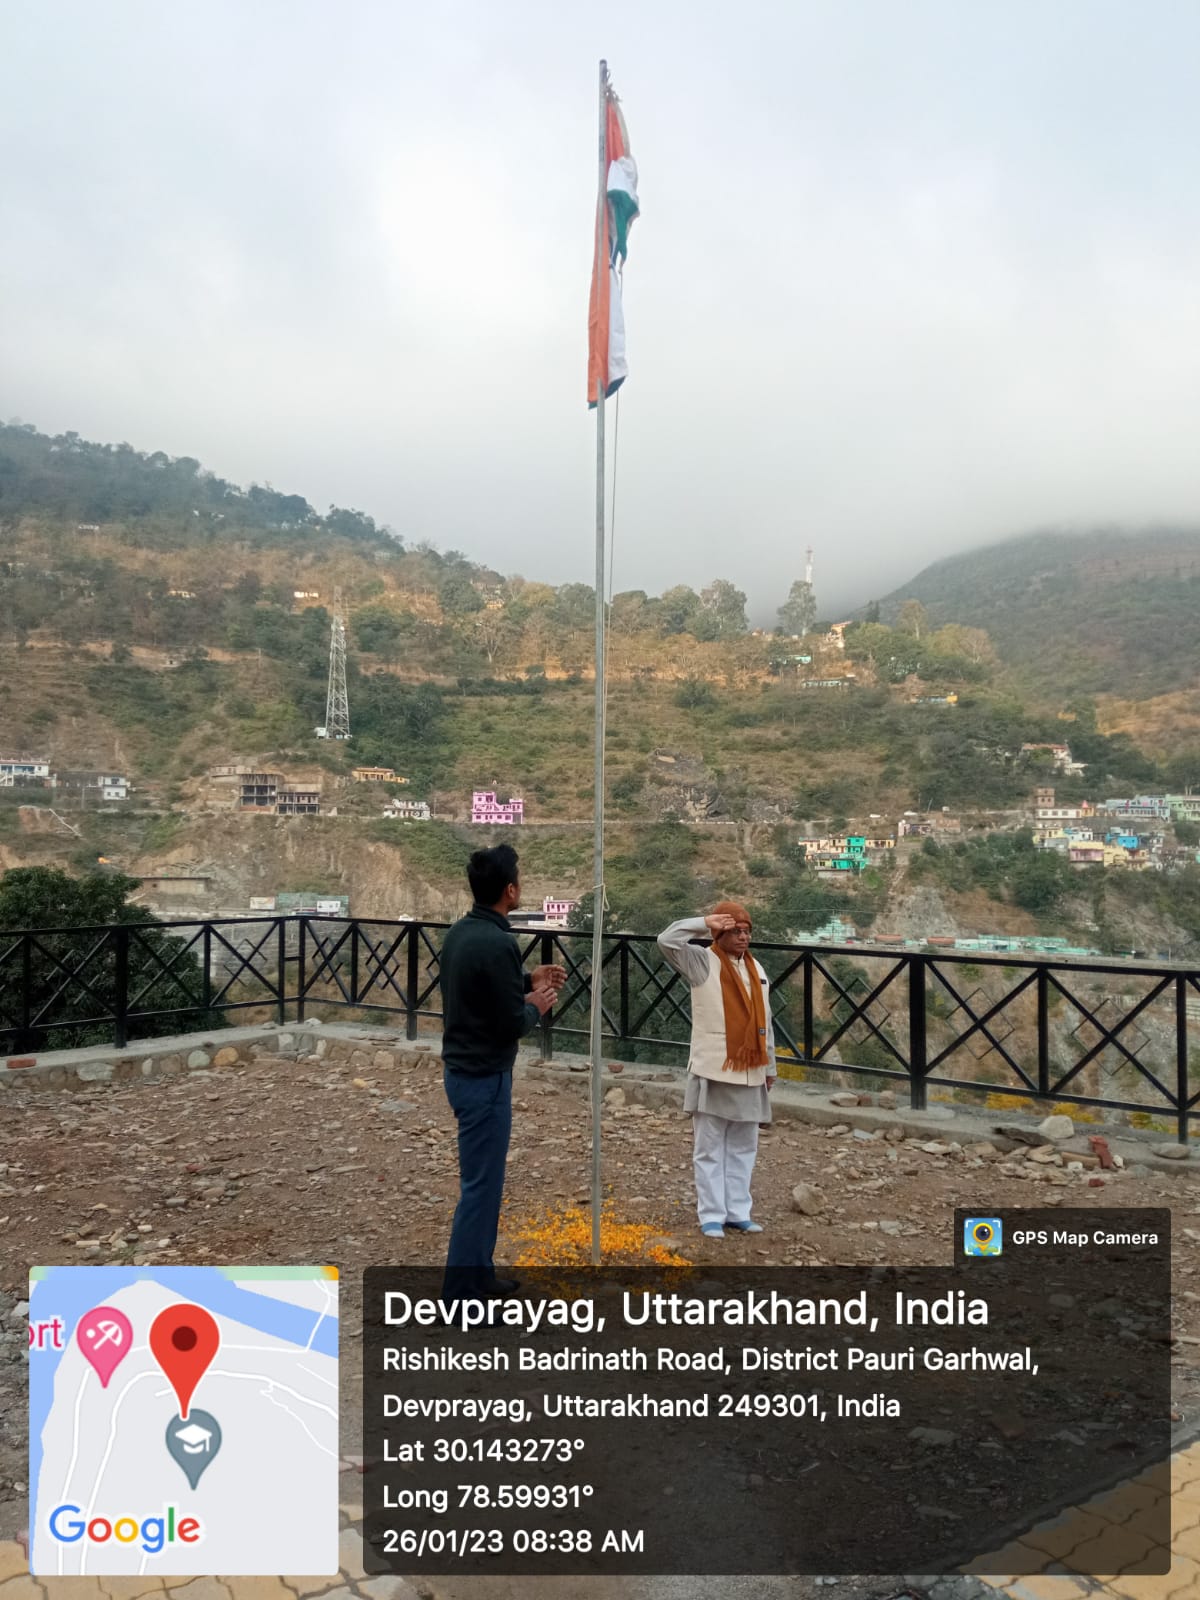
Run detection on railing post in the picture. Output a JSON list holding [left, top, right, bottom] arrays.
[[619, 937, 630, 1047], [803, 949, 814, 1062], [1037, 966, 1050, 1101], [1177, 975, 1189, 1146], [113, 925, 129, 1049], [540, 931, 555, 1060], [276, 918, 287, 1025], [349, 921, 359, 1009], [297, 918, 307, 1023], [21, 933, 33, 1052], [202, 923, 212, 1018], [908, 954, 927, 1110], [406, 923, 419, 1041]]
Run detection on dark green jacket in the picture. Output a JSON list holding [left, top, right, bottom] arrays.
[[440, 904, 540, 1075]]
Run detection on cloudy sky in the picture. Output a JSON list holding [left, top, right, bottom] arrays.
[[3, 1, 1198, 617]]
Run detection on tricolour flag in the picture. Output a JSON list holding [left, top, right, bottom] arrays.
[[587, 85, 639, 407]]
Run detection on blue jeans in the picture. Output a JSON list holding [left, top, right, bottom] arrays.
[[442, 1067, 513, 1300]]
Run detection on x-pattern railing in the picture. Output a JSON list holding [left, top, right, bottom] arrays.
[[1, 916, 1197, 1138]]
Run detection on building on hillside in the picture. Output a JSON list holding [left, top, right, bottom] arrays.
[[293, 590, 320, 600], [825, 622, 850, 651], [1101, 796, 1170, 821], [382, 798, 431, 821], [541, 896, 578, 927], [276, 787, 321, 816], [912, 693, 958, 706], [54, 771, 132, 804], [802, 677, 852, 689], [0, 758, 51, 786], [1164, 794, 1200, 824], [1068, 844, 1105, 867], [1033, 786, 1056, 810], [1035, 802, 1093, 822], [1021, 743, 1087, 776], [353, 766, 404, 783], [471, 790, 524, 824], [240, 773, 281, 811]]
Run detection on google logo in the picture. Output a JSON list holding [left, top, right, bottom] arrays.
[[48, 1504, 202, 1556]]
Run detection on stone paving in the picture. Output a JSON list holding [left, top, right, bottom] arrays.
[[2, 1445, 1198, 1600]]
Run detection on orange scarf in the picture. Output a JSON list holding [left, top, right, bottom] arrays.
[[713, 946, 769, 1072]]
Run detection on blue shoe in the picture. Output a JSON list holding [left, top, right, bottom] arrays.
[[701, 1223, 725, 1238], [725, 1220, 764, 1233]]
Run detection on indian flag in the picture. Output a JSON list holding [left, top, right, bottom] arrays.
[[587, 85, 639, 406]]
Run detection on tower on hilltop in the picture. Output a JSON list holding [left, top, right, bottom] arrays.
[[316, 588, 351, 741]]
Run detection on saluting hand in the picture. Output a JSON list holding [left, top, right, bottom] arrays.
[[704, 913, 737, 936]]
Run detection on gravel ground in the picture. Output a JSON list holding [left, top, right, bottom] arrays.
[[3, 1043, 1199, 1592]]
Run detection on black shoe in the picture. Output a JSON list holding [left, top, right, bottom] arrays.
[[483, 1276, 520, 1297]]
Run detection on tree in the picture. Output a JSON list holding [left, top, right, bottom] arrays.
[[438, 573, 483, 616], [777, 579, 817, 637], [896, 599, 928, 640], [700, 579, 748, 638], [656, 585, 702, 636], [0, 867, 224, 1053]]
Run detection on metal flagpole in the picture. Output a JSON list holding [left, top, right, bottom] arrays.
[[589, 58, 609, 1267]]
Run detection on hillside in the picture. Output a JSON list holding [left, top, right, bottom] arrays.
[[5, 420, 1200, 951], [875, 525, 1200, 702]]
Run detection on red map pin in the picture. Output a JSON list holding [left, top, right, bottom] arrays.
[[149, 1303, 220, 1420]]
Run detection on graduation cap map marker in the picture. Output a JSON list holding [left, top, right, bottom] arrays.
[[150, 1303, 219, 1420], [165, 1408, 223, 1490]]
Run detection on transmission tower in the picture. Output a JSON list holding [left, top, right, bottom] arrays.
[[805, 546, 814, 587], [317, 588, 351, 740]]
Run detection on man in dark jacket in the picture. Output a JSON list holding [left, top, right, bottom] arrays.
[[440, 843, 564, 1300]]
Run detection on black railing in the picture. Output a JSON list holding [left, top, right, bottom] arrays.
[[2, 914, 1198, 1139]]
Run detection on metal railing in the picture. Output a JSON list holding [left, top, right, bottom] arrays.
[[1, 914, 1198, 1138]]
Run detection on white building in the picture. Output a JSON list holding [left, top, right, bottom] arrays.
[[383, 799, 432, 821], [0, 758, 51, 784], [541, 897, 578, 927]]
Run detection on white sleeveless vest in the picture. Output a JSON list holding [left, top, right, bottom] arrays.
[[687, 950, 771, 1087]]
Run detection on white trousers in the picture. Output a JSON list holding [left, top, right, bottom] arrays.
[[692, 1112, 759, 1228]]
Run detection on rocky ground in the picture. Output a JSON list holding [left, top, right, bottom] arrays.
[[3, 1042, 1200, 1598]]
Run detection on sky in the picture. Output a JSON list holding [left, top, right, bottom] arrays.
[[3, 1, 1199, 620]]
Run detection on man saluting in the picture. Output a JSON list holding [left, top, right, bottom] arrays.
[[657, 901, 776, 1239]]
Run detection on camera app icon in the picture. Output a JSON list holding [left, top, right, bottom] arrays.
[[964, 1217, 1003, 1257]]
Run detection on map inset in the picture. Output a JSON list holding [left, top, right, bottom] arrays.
[[28, 1266, 339, 1576]]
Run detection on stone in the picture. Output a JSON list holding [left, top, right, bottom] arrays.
[[920, 1142, 950, 1156], [1028, 1149, 1061, 1165], [379, 1099, 417, 1114], [877, 1220, 903, 1236], [826, 1124, 850, 1137], [830, 1092, 859, 1107], [884, 1124, 906, 1143], [373, 1050, 396, 1071], [76, 1062, 115, 1082], [605, 1087, 626, 1108], [213, 1047, 240, 1068], [909, 1426, 955, 1446], [277, 1032, 295, 1050], [852, 1128, 880, 1142], [187, 1049, 211, 1069], [1038, 1113, 1075, 1143], [791, 1183, 824, 1216], [608, 1062, 624, 1073], [359, 1580, 423, 1600], [1154, 1142, 1190, 1160], [200, 1184, 227, 1201], [877, 1090, 898, 1110]]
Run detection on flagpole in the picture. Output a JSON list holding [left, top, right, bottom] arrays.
[[589, 58, 609, 1267]]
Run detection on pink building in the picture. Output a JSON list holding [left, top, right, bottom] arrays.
[[542, 896, 578, 926], [471, 790, 524, 825]]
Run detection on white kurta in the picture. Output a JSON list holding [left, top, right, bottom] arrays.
[[657, 917, 774, 1123]]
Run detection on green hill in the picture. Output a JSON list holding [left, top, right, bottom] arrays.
[[875, 526, 1200, 700]]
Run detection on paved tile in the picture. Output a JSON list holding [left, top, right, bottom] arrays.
[[97, 1580, 166, 1599], [1021, 1510, 1110, 1562], [219, 1582, 293, 1600], [358, 1579, 423, 1600], [164, 1581, 232, 1600], [0, 1550, 28, 1586], [281, 1582, 340, 1598], [336, 1529, 365, 1584], [0, 1580, 43, 1600], [1001, 1578, 1092, 1600], [42, 1580, 105, 1599], [1101, 1554, 1200, 1600]]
